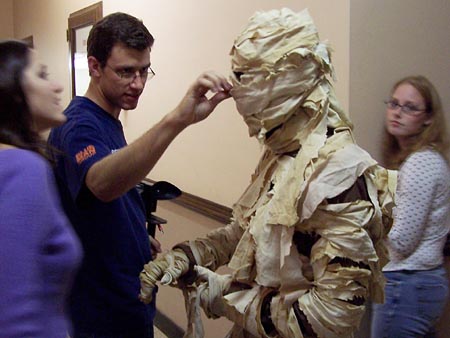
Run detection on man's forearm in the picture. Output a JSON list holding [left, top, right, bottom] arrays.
[[85, 111, 186, 202], [85, 71, 231, 202]]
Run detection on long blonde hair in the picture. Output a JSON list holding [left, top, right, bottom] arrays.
[[382, 75, 449, 169]]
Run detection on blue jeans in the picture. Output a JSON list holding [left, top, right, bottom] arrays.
[[371, 267, 448, 338]]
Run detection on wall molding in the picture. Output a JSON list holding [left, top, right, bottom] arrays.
[[154, 310, 185, 337], [143, 179, 232, 224]]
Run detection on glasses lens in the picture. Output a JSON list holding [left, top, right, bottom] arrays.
[[386, 101, 396, 109], [402, 106, 413, 113], [122, 71, 135, 79], [108, 65, 155, 82]]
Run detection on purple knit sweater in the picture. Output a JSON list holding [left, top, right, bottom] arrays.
[[0, 148, 82, 338]]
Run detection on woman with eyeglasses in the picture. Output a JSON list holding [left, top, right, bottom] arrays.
[[371, 75, 450, 338], [0, 40, 82, 338]]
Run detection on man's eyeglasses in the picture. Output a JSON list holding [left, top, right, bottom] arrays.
[[106, 64, 155, 82], [384, 100, 426, 116]]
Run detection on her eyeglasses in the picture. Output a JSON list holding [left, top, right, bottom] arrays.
[[384, 100, 426, 116]]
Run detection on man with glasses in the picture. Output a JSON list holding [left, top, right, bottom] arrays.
[[48, 12, 232, 338]]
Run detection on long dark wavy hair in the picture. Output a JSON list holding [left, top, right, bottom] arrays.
[[382, 75, 449, 169], [0, 40, 47, 156]]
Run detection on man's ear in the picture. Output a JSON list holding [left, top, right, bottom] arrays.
[[424, 118, 433, 126], [87, 56, 102, 77]]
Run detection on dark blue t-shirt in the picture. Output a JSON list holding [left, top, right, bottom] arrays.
[[48, 97, 155, 337]]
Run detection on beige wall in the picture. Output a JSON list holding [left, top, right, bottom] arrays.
[[350, 0, 450, 162], [0, 0, 13, 38], [126, 0, 349, 208], [12, 0, 350, 207], [13, 0, 98, 107], [10, 0, 447, 203]]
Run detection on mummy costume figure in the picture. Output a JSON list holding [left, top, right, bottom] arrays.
[[140, 8, 396, 338]]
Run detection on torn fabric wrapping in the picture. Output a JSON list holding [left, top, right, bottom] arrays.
[[140, 249, 190, 303], [140, 8, 397, 338]]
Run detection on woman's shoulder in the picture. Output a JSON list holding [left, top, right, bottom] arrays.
[[405, 148, 448, 166], [402, 148, 450, 179], [0, 148, 49, 176]]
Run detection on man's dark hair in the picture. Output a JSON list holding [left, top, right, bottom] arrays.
[[87, 12, 154, 67]]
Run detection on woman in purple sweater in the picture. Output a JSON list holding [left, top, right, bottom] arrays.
[[0, 40, 82, 338]]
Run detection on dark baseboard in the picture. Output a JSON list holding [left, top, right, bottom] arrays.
[[154, 309, 185, 337], [143, 178, 232, 225]]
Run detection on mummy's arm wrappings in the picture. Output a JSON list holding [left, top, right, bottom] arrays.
[[176, 220, 245, 272], [139, 221, 244, 303]]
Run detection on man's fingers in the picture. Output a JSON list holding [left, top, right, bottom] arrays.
[[139, 259, 169, 304], [195, 71, 233, 96], [149, 235, 162, 253], [208, 90, 232, 107]]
